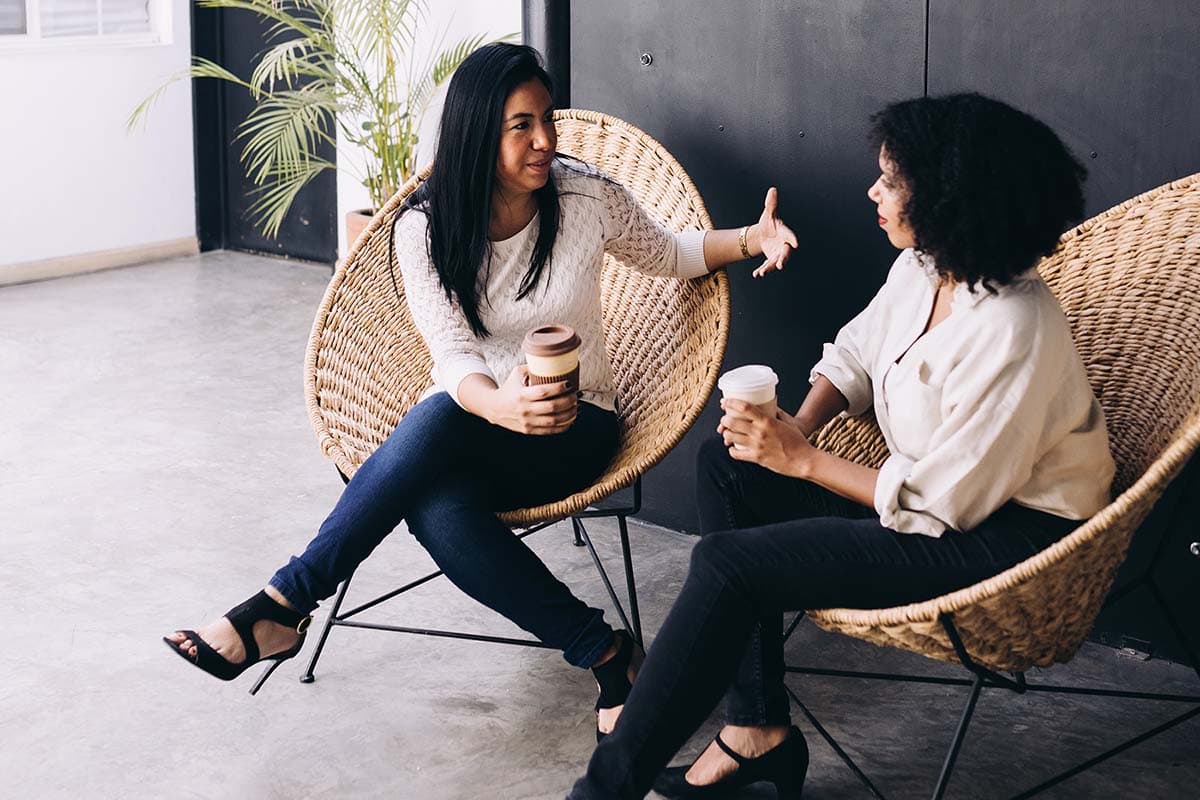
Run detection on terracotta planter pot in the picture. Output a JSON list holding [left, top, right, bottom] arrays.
[[345, 209, 375, 253]]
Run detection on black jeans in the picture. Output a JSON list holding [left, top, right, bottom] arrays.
[[569, 436, 1080, 798], [696, 436, 878, 726], [269, 392, 622, 668]]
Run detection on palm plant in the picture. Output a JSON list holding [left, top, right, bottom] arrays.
[[131, 0, 507, 238]]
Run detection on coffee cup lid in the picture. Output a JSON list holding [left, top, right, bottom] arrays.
[[718, 364, 779, 393], [523, 324, 581, 357]]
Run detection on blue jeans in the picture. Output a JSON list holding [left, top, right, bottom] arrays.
[[269, 392, 621, 668], [568, 436, 1080, 798]]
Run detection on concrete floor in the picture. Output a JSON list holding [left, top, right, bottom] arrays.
[[1, 251, 1196, 799]]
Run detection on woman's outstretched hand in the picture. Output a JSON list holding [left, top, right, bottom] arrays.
[[752, 187, 799, 278], [484, 365, 579, 435], [719, 399, 813, 477]]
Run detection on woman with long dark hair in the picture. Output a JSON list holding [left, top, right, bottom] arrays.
[[568, 94, 1114, 797], [163, 43, 798, 739]]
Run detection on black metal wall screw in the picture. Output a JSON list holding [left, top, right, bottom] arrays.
[[1189, 541, 1199, 557], [718, 125, 725, 132], [640, 52, 653, 67], [798, 131, 806, 138], [1090, 151, 1098, 159]]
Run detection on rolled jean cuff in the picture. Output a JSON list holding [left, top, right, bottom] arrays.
[[565, 611, 616, 668], [268, 571, 317, 615]]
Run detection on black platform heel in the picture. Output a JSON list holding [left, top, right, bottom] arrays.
[[591, 630, 644, 743], [653, 725, 808, 799], [164, 590, 313, 695]]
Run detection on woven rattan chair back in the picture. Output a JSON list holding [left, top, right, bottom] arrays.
[[808, 173, 1200, 672], [305, 109, 728, 527]]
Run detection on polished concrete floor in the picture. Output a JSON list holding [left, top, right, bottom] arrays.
[[2, 252, 1197, 799]]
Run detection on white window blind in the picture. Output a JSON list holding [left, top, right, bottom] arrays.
[[0, 0, 27, 34], [41, 0, 98, 36], [41, 0, 150, 36], [100, 0, 150, 33], [1, 0, 155, 40]]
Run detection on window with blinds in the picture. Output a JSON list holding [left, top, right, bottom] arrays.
[[0, 0, 27, 35], [1, 0, 159, 41]]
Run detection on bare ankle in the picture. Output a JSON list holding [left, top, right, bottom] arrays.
[[590, 638, 619, 669], [721, 724, 790, 757], [263, 585, 294, 610]]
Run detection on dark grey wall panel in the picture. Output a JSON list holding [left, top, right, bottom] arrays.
[[927, 1, 1200, 218], [572, 1, 926, 531], [523, 0, 571, 106]]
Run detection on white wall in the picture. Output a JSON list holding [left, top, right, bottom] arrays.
[[0, 0, 196, 269], [336, 0, 521, 258]]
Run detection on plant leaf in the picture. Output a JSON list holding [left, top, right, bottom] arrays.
[[128, 57, 256, 131], [244, 158, 335, 238], [411, 31, 504, 116], [236, 84, 338, 185], [250, 37, 330, 92]]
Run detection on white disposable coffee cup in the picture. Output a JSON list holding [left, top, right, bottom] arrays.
[[718, 365, 779, 449]]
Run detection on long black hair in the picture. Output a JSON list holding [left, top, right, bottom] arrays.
[[869, 93, 1087, 290], [389, 43, 560, 337]]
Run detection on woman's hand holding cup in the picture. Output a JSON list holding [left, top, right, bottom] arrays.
[[481, 323, 582, 435], [717, 364, 812, 476], [488, 364, 578, 435], [719, 398, 813, 477]]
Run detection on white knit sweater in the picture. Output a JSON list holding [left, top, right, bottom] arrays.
[[394, 160, 709, 412]]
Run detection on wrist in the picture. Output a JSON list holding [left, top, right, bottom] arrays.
[[463, 383, 501, 425], [792, 446, 818, 480], [793, 412, 818, 438], [747, 223, 764, 257]]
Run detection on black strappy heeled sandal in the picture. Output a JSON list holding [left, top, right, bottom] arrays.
[[653, 725, 808, 799], [591, 630, 644, 743], [164, 590, 313, 695]]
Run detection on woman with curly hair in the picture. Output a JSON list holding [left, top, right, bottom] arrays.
[[568, 93, 1115, 799]]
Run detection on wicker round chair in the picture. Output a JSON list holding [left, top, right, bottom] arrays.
[[304, 108, 727, 526], [295, 110, 727, 680], [792, 173, 1200, 799]]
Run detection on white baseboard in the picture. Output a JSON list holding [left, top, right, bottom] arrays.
[[0, 237, 200, 287]]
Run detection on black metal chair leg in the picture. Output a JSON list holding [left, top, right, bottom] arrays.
[[1008, 705, 1200, 799], [616, 513, 643, 645], [785, 684, 889, 800], [576, 518, 636, 636], [299, 573, 353, 683], [931, 673, 984, 800], [783, 611, 805, 643]]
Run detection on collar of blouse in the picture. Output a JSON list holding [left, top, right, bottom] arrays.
[[914, 252, 1041, 310]]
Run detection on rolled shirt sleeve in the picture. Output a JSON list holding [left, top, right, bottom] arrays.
[[394, 210, 496, 407]]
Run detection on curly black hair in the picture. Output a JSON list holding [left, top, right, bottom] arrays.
[[869, 93, 1087, 290]]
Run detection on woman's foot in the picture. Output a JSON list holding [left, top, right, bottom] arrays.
[[592, 630, 644, 738], [684, 724, 790, 785], [165, 586, 303, 667], [653, 724, 807, 799]]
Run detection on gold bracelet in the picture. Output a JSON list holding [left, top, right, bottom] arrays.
[[738, 225, 751, 259]]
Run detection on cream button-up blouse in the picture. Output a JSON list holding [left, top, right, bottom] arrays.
[[811, 249, 1114, 537]]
